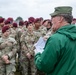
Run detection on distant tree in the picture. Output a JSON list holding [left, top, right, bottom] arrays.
[[15, 16, 23, 24], [0, 16, 3, 18], [15, 16, 23, 21]]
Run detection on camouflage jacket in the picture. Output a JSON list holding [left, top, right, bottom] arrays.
[[20, 30, 41, 57], [34, 25, 47, 37], [0, 36, 17, 64]]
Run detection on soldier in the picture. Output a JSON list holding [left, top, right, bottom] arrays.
[[0, 26, 17, 75], [17, 20, 25, 38], [35, 6, 76, 75], [20, 22, 40, 75], [0, 18, 5, 37], [16, 20, 25, 72], [23, 21, 27, 31], [43, 20, 53, 41], [39, 17, 44, 26], [34, 18, 46, 75], [4, 20, 12, 28], [28, 17, 35, 26], [9, 22, 19, 72], [34, 18, 47, 37], [42, 19, 52, 31], [7, 17, 14, 24], [9, 22, 18, 39], [71, 18, 76, 25]]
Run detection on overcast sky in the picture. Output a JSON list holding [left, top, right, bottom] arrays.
[[0, 0, 76, 20]]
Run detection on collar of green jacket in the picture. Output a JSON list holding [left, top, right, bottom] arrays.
[[56, 24, 76, 40]]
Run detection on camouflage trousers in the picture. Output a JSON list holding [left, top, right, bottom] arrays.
[[0, 63, 16, 75], [19, 57, 37, 75], [5, 63, 16, 75], [0, 64, 5, 75]]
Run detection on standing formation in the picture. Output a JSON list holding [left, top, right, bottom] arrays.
[[0, 6, 76, 75]]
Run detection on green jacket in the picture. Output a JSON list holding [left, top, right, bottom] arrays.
[[35, 24, 76, 75]]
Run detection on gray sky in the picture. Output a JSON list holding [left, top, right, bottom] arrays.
[[0, 0, 76, 20]]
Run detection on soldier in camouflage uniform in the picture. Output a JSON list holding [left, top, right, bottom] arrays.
[[0, 26, 17, 75], [7, 17, 13, 25], [4, 20, 12, 27], [20, 22, 40, 75], [23, 21, 28, 31], [43, 20, 53, 41], [9, 22, 20, 72], [17, 20, 26, 50], [34, 18, 47, 75], [28, 17, 35, 27], [16, 21, 26, 72], [9, 22, 18, 39], [34, 18, 47, 37], [0, 18, 5, 37]]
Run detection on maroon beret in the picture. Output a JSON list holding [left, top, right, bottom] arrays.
[[24, 21, 28, 25], [28, 17, 35, 23], [13, 22, 18, 28], [0, 18, 5, 23], [2, 26, 10, 33], [42, 19, 48, 25], [19, 21, 24, 26], [26, 21, 32, 28], [7, 17, 13, 22], [34, 18, 41, 23], [39, 17, 43, 21], [73, 18, 76, 21], [4, 20, 11, 25]]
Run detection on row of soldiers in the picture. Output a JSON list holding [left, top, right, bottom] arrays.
[[0, 17, 53, 75]]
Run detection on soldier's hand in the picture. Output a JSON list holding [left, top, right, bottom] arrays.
[[26, 53, 31, 59], [43, 36, 49, 41], [2, 55, 8, 61], [5, 60, 10, 64]]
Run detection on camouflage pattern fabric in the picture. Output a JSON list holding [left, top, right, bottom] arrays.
[[0, 36, 17, 75], [19, 30, 40, 75]]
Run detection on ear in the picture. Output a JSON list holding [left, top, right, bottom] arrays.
[[58, 16, 64, 23]]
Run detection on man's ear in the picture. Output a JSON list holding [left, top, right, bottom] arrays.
[[58, 16, 64, 23]]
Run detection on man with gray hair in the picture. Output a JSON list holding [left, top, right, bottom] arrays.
[[34, 6, 76, 75]]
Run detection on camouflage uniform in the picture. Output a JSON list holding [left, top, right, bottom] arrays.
[[16, 27, 25, 51], [0, 24, 2, 38], [0, 36, 17, 75], [34, 25, 47, 75], [20, 30, 40, 75], [34, 25, 47, 37], [0, 62, 5, 75], [9, 28, 18, 39], [43, 28, 53, 41], [16, 27, 26, 72], [39, 25, 47, 36], [0, 29, 2, 38], [22, 25, 27, 32], [9, 27, 19, 72]]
